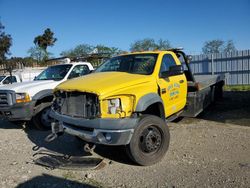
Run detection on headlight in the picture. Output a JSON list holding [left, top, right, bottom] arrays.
[[102, 95, 134, 118], [108, 98, 121, 114], [15, 93, 31, 103]]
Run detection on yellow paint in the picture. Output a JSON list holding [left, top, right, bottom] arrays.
[[55, 51, 187, 119], [156, 52, 187, 116]]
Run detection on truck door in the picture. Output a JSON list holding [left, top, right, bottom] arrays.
[[157, 53, 187, 117]]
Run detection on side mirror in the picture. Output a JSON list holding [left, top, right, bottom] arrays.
[[160, 65, 184, 78]]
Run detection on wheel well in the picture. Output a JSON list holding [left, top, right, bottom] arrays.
[[35, 95, 54, 106], [141, 102, 165, 120]]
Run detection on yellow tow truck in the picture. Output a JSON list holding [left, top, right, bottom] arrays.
[[48, 49, 225, 165]]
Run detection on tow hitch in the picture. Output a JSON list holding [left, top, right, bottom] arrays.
[[45, 122, 64, 142]]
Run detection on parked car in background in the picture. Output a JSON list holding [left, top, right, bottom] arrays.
[[0, 75, 21, 85], [0, 67, 45, 86], [0, 58, 94, 129], [12, 67, 45, 82]]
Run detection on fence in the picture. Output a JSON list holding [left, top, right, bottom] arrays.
[[189, 50, 250, 85]]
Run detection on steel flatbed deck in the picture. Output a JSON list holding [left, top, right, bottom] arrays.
[[182, 74, 226, 117]]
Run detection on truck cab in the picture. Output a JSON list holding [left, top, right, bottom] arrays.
[[0, 75, 21, 85], [49, 50, 225, 165], [0, 59, 94, 129]]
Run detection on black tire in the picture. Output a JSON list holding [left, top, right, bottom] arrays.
[[125, 115, 170, 166], [32, 107, 52, 130]]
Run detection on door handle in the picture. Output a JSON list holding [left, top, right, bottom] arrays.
[[179, 80, 184, 84]]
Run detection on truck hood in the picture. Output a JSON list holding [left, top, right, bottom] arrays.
[[0, 80, 61, 97], [55, 72, 153, 97]]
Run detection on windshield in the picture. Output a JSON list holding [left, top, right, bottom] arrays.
[[95, 54, 158, 75], [35, 64, 72, 81], [0, 76, 6, 82]]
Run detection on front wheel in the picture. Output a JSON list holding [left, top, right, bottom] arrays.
[[126, 115, 170, 166], [32, 107, 52, 130]]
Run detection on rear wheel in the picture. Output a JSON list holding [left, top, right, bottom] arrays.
[[126, 115, 170, 166], [32, 107, 52, 130]]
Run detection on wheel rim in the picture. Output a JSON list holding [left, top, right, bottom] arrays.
[[40, 108, 52, 127], [139, 125, 162, 153]]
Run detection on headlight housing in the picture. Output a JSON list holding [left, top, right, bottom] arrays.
[[101, 95, 135, 118], [108, 98, 121, 114], [15, 93, 31, 103]]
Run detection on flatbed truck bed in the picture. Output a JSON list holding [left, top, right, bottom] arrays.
[[182, 74, 226, 117]]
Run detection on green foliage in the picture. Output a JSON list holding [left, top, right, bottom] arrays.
[[95, 44, 122, 55], [157, 39, 172, 50], [223, 40, 236, 53], [60, 44, 94, 57], [202, 39, 236, 55], [27, 46, 53, 63], [34, 28, 57, 51], [0, 21, 12, 64], [130, 38, 171, 52], [224, 85, 250, 91], [202, 40, 224, 54], [60, 44, 122, 67], [60, 44, 122, 57]]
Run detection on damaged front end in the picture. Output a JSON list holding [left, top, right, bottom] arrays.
[[46, 90, 101, 143], [52, 90, 100, 119], [47, 90, 137, 146]]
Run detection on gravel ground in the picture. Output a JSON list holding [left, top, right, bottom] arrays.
[[0, 91, 249, 188]]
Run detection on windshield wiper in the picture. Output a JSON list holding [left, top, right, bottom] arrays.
[[53, 78, 63, 81]]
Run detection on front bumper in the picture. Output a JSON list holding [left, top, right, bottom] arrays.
[[50, 110, 139, 145], [0, 102, 35, 121]]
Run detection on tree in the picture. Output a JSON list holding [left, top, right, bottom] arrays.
[[0, 21, 12, 64], [60, 44, 93, 57], [60, 44, 122, 57], [61, 44, 122, 67], [202, 39, 236, 54], [32, 28, 56, 63], [130, 38, 171, 52], [202, 40, 224, 54], [95, 45, 122, 56], [27, 46, 53, 63], [130, 38, 157, 51], [34, 28, 57, 51], [156, 39, 171, 50], [224, 40, 236, 53]]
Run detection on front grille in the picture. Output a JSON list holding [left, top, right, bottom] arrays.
[[53, 91, 100, 119], [0, 92, 11, 107]]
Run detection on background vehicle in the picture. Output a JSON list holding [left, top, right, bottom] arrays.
[[49, 49, 225, 165], [12, 67, 45, 82], [0, 58, 94, 129], [0, 67, 45, 86], [0, 75, 21, 85]]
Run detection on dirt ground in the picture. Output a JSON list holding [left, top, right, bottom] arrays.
[[0, 91, 250, 188]]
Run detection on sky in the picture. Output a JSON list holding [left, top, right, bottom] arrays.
[[0, 0, 249, 57]]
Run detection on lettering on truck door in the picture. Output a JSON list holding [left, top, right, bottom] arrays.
[[157, 53, 187, 117]]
